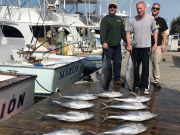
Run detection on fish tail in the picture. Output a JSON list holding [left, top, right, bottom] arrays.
[[100, 106, 107, 110], [100, 116, 108, 124], [37, 111, 46, 119], [106, 99, 113, 103], [37, 111, 45, 115], [129, 91, 138, 97], [87, 131, 97, 135], [57, 92, 63, 99], [100, 102, 108, 110]]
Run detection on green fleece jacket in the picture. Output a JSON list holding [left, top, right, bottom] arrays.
[[100, 14, 126, 46]]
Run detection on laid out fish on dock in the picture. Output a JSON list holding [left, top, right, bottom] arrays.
[[95, 91, 124, 98], [98, 123, 147, 135], [43, 128, 96, 135], [43, 128, 84, 135], [106, 111, 157, 122], [51, 100, 94, 109], [44, 111, 94, 122], [101, 102, 148, 110], [112, 96, 151, 103], [59, 93, 97, 101]]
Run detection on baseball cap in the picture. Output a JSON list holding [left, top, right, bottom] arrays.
[[109, 0, 117, 6]]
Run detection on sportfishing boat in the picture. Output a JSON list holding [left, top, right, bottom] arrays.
[[0, 14, 84, 96]]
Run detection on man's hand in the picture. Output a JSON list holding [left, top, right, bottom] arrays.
[[102, 42, 108, 49], [161, 45, 166, 52], [126, 44, 132, 52], [153, 44, 158, 50]]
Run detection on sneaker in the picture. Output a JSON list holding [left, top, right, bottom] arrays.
[[144, 88, 149, 94], [154, 83, 161, 88]]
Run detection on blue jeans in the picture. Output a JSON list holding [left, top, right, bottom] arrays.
[[102, 46, 122, 89]]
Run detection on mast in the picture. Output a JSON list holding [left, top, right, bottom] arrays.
[[129, 0, 133, 18]]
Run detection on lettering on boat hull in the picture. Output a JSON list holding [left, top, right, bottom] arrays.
[[59, 64, 79, 80], [0, 93, 25, 119]]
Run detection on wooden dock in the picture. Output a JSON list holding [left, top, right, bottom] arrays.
[[0, 52, 180, 135]]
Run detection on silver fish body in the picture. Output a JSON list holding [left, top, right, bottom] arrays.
[[45, 111, 94, 122], [126, 54, 134, 90], [107, 111, 157, 121], [99, 123, 147, 135], [105, 102, 147, 110], [63, 94, 97, 101], [52, 100, 94, 109], [113, 96, 151, 103], [43, 128, 84, 135], [95, 91, 124, 98], [102, 51, 107, 88]]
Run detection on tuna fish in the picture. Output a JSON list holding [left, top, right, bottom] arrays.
[[52, 100, 94, 109], [113, 96, 151, 103], [43, 128, 96, 135], [101, 50, 107, 89], [95, 91, 124, 98], [102, 102, 147, 110], [98, 123, 147, 135], [107, 111, 157, 121], [126, 54, 134, 91], [43, 128, 84, 135], [62, 93, 97, 101], [45, 111, 94, 122]]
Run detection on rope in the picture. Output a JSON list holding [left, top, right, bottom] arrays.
[[35, 79, 52, 93]]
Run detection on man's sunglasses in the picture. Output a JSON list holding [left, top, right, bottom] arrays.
[[109, 5, 117, 9], [152, 7, 160, 10]]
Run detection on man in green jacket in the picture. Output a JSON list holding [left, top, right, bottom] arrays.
[[100, 0, 126, 91]]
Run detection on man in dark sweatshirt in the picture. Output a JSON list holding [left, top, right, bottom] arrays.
[[100, 0, 126, 91]]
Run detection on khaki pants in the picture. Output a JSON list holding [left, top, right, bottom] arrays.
[[151, 46, 162, 83]]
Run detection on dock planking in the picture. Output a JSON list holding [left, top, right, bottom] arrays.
[[0, 52, 180, 135]]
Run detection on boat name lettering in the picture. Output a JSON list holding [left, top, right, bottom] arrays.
[[0, 92, 26, 119], [59, 64, 79, 80]]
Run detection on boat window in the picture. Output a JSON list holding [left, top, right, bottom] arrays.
[[94, 29, 100, 34], [0, 25, 23, 38], [76, 27, 88, 36], [31, 26, 45, 38], [31, 26, 62, 38], [62, 28, 70, 36]]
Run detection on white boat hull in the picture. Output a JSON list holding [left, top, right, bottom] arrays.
[[0, 56, 84, 95], [0, 72, 36, 122]]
